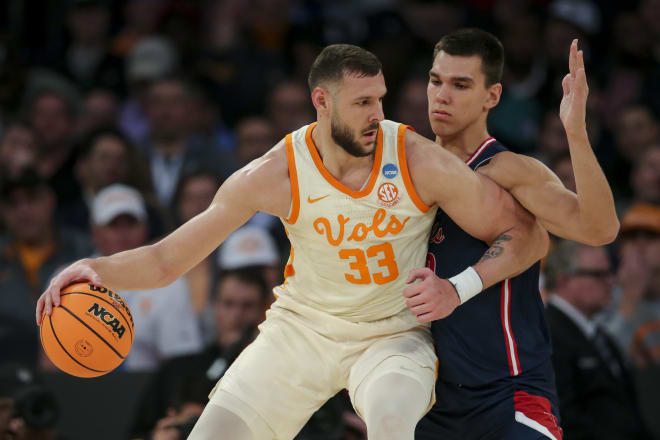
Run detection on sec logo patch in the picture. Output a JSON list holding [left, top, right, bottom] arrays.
[[378, 183, 401, 207]]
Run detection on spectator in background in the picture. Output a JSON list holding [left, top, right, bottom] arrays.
[[0, 169, 92, 367], [544, 239, 650, 440], [90, 184, 202, 371], [173, 169, 223, 342], [630, 146, 660, 206], [490, 10, 545, 153], [187, 89, 235, 155], [234, 116, 276, 166], [111, 0, 165, 57], [231, 116, 285, 248], [195, 0, 287, 125], [26, 88, 81, 206], [75, 88, 120, 136], [606, 103, 660, 201], [615, 104, 659, 165], [267, 80, 315, 140], [0, 121, 38, 178], [542, 0, 596, 102], [54, 0, 125, 95], [218, 225, 283, 293], [549, 153, 577, 193], [120, 36, 178, 145], [600, 10, 653, 131], [536, 110, 569, 163], [130, 268, 270, 439], [394, 77, 434, 140], [140, 76, 237, 208], [60, 127, 165, 236], [608, 204, 660, 368]]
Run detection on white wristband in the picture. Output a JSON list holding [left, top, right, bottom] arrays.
[[448, 266, 483, 304]]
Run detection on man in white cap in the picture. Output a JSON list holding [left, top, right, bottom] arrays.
[[91, 184, 203, 370], [218, 225, 282, 292]]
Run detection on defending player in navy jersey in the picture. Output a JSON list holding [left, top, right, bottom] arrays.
[[410, 30, 619, 440]]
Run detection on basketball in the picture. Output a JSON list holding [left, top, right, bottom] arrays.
[[40, 283, 135, 378]]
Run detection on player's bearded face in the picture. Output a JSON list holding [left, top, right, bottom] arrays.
[[330, 108, 378, 158]]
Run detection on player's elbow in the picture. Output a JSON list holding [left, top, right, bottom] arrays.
[[600, 217, 621, 245], [532, 223, 550, 261], [583, 218, 620, 246]]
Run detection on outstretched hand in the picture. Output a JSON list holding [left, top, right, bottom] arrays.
[[559, 39, 589, 135], [35, 259, 103, 326], [403, 268, 460, 323]]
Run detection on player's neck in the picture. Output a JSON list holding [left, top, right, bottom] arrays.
[[311, 123, 374, 179], [435, 125, 491, 163]]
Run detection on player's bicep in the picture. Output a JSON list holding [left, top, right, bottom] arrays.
[[483, 153, 584, 239], [439, 170, 517, 243], [513, 180, 584, 239]]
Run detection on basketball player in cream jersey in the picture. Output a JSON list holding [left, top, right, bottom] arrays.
[[36, 45, 548, 440]]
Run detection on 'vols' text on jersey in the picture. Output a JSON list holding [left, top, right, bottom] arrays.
[[274, 120, 437, 322]]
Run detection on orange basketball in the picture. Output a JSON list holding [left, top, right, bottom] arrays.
[[40, 282, 134, 378]]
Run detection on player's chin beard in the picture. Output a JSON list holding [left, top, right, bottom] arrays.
[[331, 117, 377, 158]]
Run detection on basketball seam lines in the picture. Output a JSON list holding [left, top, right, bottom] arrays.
[[61, 292, 134, 342], [60, 305, 125, 360], [48, 315, 108, 373]]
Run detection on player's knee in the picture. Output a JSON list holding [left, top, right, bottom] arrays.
[[368, 411, 409, 438], [188, 403, 255, 440], [361, 372, 429, 440]]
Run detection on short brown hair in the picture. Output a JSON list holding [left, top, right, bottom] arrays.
[[434, 28, 504, 86], [308, 44, 382, 91]]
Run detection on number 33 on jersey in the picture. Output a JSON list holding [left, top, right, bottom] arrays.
[[274, 120, 438, 322]]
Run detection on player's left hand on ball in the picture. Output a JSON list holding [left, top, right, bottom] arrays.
[[403, 268, 461, 323]]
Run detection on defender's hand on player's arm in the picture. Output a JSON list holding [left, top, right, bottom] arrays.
[[36, 259, 102, 325], [403, 268, 460, 323]]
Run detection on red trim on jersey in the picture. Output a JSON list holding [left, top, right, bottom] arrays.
[[514, 391, 563, 440], [500, 279, 521, 375], [465, 137, 496, 165]]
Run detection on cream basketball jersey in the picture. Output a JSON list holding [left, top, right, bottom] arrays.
[[273, 120, 438, 322]]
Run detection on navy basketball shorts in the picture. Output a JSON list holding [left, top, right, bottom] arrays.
[[416, 359, 563, 440]]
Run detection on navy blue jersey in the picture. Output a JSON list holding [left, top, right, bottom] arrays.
[[427, 137, 552, 387]]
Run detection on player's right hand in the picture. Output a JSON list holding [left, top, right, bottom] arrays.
[[36, 259, 103, 326], [403, 268, 461, 323]]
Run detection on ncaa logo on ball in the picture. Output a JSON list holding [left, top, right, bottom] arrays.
[[382, 163, 398, 179], [377, 183, 401, 207]]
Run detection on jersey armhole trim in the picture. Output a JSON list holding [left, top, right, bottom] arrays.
[[283, 133, 300, 224], [397, 124, 431, 213]]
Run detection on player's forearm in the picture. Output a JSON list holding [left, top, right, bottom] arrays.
[[87, 243, 171, 291], [472, 220, 548, 289], [566, 128, 619, 244]]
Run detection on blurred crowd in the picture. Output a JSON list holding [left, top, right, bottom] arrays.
[[0, 0, 659, 439]]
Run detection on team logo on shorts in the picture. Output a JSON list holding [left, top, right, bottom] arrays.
[[430, 223, 445, 244], [382, 163, 398, 179], [75, 339, 94, 357], [377, 183, 401, 207]]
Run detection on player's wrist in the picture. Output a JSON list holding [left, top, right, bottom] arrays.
[[448, 266, 483, 304], [564, 125, 588, 141]]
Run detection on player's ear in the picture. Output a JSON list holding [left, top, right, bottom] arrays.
[[484, 82, 502, 111], [311, 87, 331, 116]]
